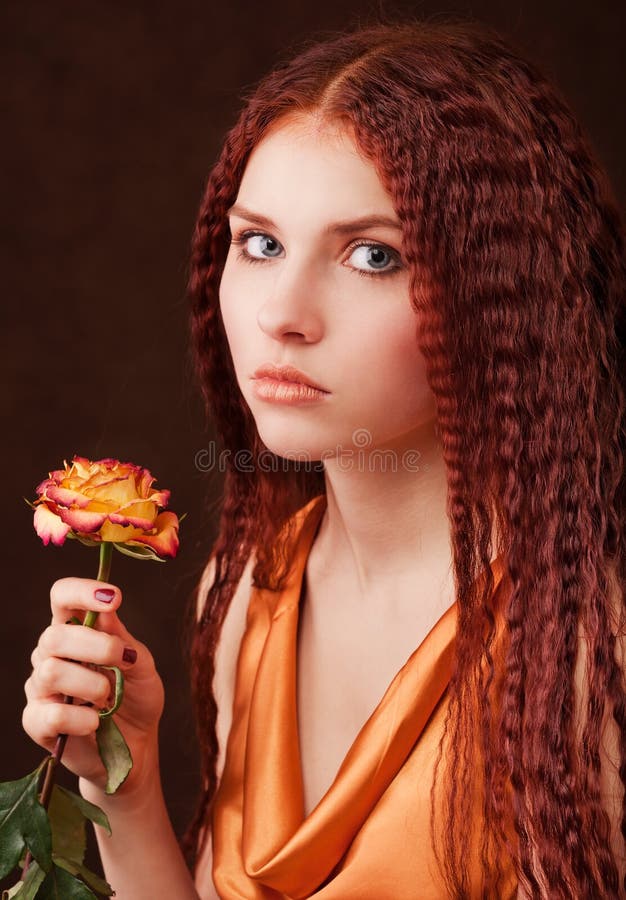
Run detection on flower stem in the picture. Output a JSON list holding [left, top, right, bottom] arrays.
[[22, 542, 114, 881], [44, 542, 113, 783], [84, 542, 113, 629]]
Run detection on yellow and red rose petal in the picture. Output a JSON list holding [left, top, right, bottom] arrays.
[[70, 457, 93, 479], [108, 500, 158, 530], [128, 511, 179, 558], [147, 488, 170, 507], [57, 506, 108, 533], [34, 504, 71, 546], [99, 521, 145, 543], [38, 483, 91, 508]]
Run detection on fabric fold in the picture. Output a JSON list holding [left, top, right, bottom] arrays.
[[211, 493, 516, 899]]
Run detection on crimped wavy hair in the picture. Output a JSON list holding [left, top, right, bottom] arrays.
[[183, 18, 626, 898]]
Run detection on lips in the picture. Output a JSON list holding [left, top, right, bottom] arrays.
[[251, 363, 329, 393]]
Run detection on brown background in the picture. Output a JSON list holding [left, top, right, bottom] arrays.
[[1, 0, 624, 887]]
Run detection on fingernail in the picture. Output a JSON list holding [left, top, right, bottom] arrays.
[[94, 588, 115, 604], [122, 647, 137, 664]]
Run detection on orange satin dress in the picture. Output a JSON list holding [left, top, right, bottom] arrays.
[[209, 494, 518, 899]]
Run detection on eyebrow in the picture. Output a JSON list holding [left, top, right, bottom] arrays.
[[227, 203, 402, 235]]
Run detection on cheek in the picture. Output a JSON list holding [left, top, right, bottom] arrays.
[[219, 271, 250, 366], [384, 321, 434, 413], [339, 311, 433, 421], [348, 309, 424, 386]]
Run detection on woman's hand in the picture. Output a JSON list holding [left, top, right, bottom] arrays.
[[22, 578, 165, 798]]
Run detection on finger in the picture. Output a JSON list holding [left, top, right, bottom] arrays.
[[50, 578, 122, 625], [88, 607, 140, 645], [68, 609, 151, 676], [22, 699, 101, 745], [24, 672, 61, 703], [30, 646, 41, 669], [38, 623, 137, 670], [29, 657, 112, 707]]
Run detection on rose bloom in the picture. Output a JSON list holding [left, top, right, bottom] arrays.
[[33, 456, 179, 558]]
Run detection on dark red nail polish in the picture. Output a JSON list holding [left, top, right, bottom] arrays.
[[94, 588, 115, 603], [122, 647, 137, 664]]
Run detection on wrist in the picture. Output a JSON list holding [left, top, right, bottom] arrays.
[[79, 768, 164, 821], [79, 731, 162, 815]]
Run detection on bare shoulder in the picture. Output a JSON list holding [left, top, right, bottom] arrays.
[[193, 551, 256, 899], [196, 551, 257, 782]]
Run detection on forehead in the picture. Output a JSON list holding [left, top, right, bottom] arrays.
[[234, 114, 396, 219]]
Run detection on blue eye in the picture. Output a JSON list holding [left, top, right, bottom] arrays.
[[242, 233, 284, 259], [348, 243, 399, 275], [230, 229, 402, 279]]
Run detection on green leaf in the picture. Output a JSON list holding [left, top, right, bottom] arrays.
[[52, 786, 110, 837], [95, 717, 133, 795], [0, 764, 52, 878], [47, 788, 85, 865], [96, 667, 124, 719], [37, 864, 97, 899], [20, 800, 51, 876], [112, 542, 165, 562], [0, 774, 32, 877], [46, 790, 113, 895], [1, 859, 45, 899], [67, 534, 101, 549], [53, 857, 113, 897], [77, 538, 100, 549]]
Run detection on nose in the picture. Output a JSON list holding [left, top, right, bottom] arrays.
[[256, 261, 324, 343]]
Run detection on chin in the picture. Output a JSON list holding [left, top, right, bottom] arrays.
[[253, 423, 326, 466], [257, 437, 324, 466]]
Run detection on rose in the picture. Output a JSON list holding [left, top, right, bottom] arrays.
[[32, 455, 179, 559]]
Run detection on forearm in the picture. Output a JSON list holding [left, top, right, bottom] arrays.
[[79, 757, 200, 900]]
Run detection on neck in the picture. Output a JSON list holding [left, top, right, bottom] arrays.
[[315, 418, 452, 599]]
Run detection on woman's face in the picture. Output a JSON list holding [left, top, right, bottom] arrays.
[[219, 114, 436, 464]]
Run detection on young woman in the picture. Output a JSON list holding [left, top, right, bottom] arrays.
[[22, 18, 625, 899]]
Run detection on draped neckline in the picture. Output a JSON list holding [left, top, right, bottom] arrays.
[[240, 493, 506, 897]]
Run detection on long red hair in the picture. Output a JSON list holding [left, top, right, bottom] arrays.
[[183, 18, 626, 897]]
